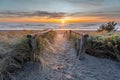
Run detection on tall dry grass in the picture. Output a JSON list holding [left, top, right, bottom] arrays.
[[0, 30, 57, 80]]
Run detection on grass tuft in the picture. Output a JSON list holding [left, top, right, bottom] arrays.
[[0, 30, 57, 79]]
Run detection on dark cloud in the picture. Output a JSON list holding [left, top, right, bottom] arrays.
[[0, 8, 120, 20], [0, 11, 66, 18], [30, 11, 66, 18], [69, 9, 120, 19]]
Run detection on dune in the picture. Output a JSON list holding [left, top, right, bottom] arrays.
[[4, 31, 119, 80]]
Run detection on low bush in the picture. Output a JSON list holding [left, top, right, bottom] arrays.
[[86, 34, 120, 61], [97, 21, 117, 32], [66, 30, 120, 61]]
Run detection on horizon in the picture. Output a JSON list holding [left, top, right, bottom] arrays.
[[0, 0, 120, 23]]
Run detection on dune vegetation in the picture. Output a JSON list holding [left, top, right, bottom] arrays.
[[86, 33, 120, 61], [0, 30, 57, 80], [65, 22, 120, 61]]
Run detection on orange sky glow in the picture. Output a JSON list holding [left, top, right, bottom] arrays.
[[0, 16, 119, 23], [0, 0, 120, 23]]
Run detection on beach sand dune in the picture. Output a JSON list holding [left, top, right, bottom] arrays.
[[11, 32, 120, 80]]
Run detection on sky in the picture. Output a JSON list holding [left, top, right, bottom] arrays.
[[0, 0, 120, 23]]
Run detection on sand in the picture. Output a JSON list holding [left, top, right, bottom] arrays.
[[12, 33, 120, 80]]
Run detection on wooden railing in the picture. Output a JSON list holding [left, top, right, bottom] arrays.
[[27, 29, 52, 38], [26, 29, 53, 57], [69, 30, 89, 60]]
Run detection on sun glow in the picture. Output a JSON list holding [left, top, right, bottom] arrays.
[[0, 16, 115, 23], [61, 19, 65, 24]]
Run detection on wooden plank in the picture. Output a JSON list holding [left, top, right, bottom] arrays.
[[69, 30, 89, 60], [27, 29, 52, 38], [26, 29, 53, 61], [40, 29, 52, 34], [76, 39, 80, 57], [70, 30, 83, 36], [78, 34, 89, 60], [69, 30, 72, 40], [63, 30, 68, 37]]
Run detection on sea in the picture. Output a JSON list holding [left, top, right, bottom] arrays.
[[0, 22, 120, 31]]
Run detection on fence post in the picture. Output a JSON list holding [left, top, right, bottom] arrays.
[[78, 34, 89, 60], [69, 30, 72, 40], [27, 34, 37, 61], [63, 30, 67, 37], [76, 39, 80, 57]]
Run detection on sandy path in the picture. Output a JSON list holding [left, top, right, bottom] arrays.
[[13, 33, 120, 80], [42, 33, 120, 80]]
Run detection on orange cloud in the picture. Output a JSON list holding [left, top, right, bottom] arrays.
[[0, 16, 119, 23], [0, 11, 120, 23]]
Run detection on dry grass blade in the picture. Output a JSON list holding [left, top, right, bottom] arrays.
[[0, 30, 57, 79]]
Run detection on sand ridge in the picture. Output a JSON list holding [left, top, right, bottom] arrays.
[[12, 33, 120, 80]]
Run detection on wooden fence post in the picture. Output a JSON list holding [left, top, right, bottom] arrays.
[[63, 30, 67, 37], [78, 34, 89, 60], [27, 34, 37, 61], [76, 38, 81, 57], [26, 29, 52, 61], [69, 30, 72, 40]]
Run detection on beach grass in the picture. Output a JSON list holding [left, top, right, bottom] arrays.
[[0, 30, 57, 80], [65, 30, 120, 61]]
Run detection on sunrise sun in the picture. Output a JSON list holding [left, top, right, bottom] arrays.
[[61, 19, 65, 24]]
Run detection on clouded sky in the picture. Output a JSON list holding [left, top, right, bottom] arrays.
[[0, 0, 120, 22]]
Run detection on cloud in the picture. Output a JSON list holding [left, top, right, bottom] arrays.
[[64, 0, 104, 7], [0, 8, 120, 20], [30, 11, 66, 18], [0, 11, 67, 18], [69, 8, 120, 19]]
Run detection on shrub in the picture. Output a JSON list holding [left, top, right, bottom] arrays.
[[66, 30, 120, 61], [98, 21, 117, 32], [86, 34, 120, 61]]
